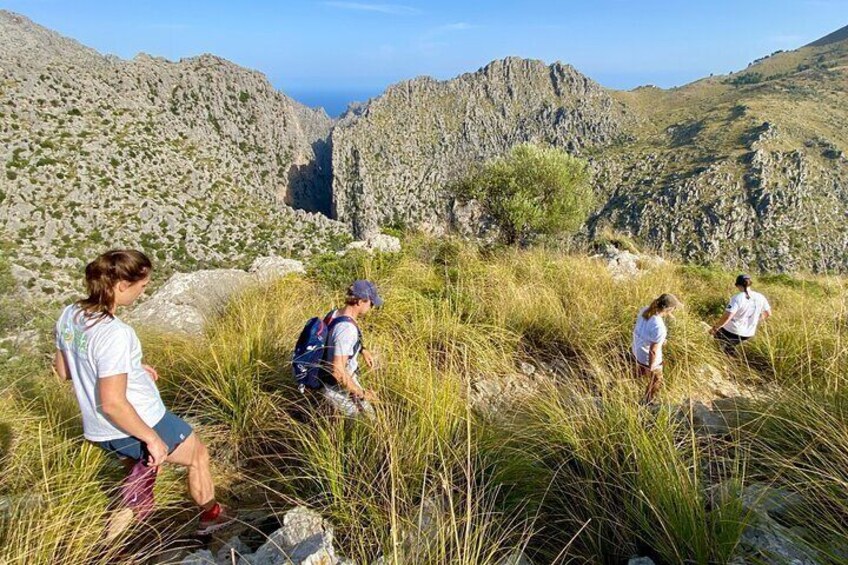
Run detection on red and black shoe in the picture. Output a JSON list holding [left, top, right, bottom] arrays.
[[196, 502, 238, 536]]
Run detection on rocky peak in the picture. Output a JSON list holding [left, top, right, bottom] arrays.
[[331, 57, 631, 237]]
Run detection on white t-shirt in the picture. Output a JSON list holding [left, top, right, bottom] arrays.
[[55, 304, 166, 441], [724, 291, 771, 338], [632, 307, 668, 368], [328, 312, 361, 376]]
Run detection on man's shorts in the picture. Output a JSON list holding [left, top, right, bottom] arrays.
[[95, 411, 193, 461], [715, 328, 751, 347]]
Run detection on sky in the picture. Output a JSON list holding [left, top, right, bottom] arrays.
[[1, 1, 846, 115]]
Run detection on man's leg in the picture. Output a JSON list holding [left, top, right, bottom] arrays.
[[166, 433, 214, 507]]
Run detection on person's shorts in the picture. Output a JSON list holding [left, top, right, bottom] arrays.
[[635, 358, 663, 373], [715, 328, 751, 347], [322, 385, 374, 418], [95, 411, 193, 461]]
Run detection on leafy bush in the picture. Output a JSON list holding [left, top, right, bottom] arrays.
[[453, 143, 592, 244]]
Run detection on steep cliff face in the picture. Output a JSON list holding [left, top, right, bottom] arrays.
[[0, 10, 345, 291], [331, 57, 633, 237]]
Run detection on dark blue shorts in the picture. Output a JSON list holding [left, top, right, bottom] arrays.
[[96, 411, 193, 461]]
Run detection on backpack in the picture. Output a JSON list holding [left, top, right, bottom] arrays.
[[292, 311, 360, 392]]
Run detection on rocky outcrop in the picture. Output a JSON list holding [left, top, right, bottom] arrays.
[[129, 257, 305, 334], [179, 506, 351, 565], [331, 57, 633, 237], [0, 10, 346, 296]]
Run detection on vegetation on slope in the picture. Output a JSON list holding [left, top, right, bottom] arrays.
[[1, 236, 847, 563]]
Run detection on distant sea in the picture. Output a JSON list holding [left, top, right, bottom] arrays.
[[284, 88, 385, 118]]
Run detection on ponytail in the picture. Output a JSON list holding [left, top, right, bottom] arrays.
[[743, 280, 752, 300], [642, 293, 681, 320], [76, 250, 152, 322]]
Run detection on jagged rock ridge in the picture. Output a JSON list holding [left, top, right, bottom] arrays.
[[331, 57, 634, 237]]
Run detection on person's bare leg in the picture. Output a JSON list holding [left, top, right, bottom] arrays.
[[642, 369, 663, 404], [166, 433, 214, 507]]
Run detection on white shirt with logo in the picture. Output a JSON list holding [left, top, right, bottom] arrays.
[[724, 291, 771, 338], [55, 304, 166, 441], [632, 307, 668, 369]]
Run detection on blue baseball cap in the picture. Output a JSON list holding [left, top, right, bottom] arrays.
[[350, 280, 383, 307]]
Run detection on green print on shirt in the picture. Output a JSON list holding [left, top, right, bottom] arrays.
[[62, 322, 88, 353]]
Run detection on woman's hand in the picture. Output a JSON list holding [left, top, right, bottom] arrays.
[[142, 364, 159, 382]]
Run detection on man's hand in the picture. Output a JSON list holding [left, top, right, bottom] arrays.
[[142, 364, 159, 382], [144, 434, 169, 467], [361, 349, 376, 370]]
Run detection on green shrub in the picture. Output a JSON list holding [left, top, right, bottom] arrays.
[[453, 143, 592, 244]]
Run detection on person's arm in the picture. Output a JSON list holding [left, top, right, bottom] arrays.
[[98, 374, 168, 466], [331, 355, 367, 398], [53, 350, 71, 383], [649, 342, 661, 371], [710, 311, 733, 334]]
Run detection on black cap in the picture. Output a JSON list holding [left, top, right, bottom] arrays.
[[735, 273, 752, 287]]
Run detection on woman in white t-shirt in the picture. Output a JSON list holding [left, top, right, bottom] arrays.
[[632, 293, 681, 404], [710, 274, 771, 351], [53, 250, 235, 535]]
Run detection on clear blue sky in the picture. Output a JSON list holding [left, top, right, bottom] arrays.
[[1, 1, 846, 114]]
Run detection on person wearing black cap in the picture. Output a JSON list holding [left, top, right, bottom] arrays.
[[710, 274, 772, 351], [322, 280, 383, 416]]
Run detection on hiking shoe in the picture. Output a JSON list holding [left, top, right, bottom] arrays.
[[196, 503, 238, 536]]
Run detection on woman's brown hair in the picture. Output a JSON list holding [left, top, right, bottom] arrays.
[[76, 249, 152, 321], [642, 293, 681, 320]]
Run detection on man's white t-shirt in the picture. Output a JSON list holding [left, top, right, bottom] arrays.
[[55, 304, 166, 441], [632, 307, 668, 368], [328, 312, 361, 376], [724, 291, 771, 338]]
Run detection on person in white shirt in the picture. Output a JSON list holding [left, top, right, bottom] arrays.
[[632, 293, 681, 404], [53, 249, 235, 536], [320, 280, 382, 417], [710, 274, 772, 351]]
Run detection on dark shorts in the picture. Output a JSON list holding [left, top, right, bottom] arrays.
[[95, 411, 193, 462], [715, 328, 751, 347]]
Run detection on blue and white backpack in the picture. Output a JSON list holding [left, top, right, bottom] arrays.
[[291, 312, 359, 392]]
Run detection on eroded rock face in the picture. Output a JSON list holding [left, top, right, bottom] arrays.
[[331, 57, 632, 237]]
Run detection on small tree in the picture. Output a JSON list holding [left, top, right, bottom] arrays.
[[454, 143, 593, 244]]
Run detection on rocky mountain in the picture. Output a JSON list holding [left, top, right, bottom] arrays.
[[331, 57, 634, 237], [0, 10, 347, 295], [332, 30, 848, 272]]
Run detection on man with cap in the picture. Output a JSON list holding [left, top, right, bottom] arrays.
[[709, 274, 772, 351], [321, 280, 383, 416]]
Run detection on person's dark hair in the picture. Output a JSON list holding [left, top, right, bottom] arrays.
[[735, 274, 753, 299], [642, 293, 681, 320], [76, 250, 152, 321]]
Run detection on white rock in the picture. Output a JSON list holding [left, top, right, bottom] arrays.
[[181, 549, 216, 564], [249, 257, 306, 282], [343, 234, 401, 255], [249, 506, 344, 565]]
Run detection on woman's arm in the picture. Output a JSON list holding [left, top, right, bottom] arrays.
[[53, 350, 71, 382], [98, 374, 168, 466], [710, 311, 733, 334], [649, 342, 661, 371]]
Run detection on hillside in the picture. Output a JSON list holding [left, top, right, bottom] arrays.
[[331, 57, 633, 237], [1, 236, 847, 563], [332, 28, 848, 272], [0, 11, 348, 296]]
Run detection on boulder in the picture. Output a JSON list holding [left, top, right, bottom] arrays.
[[594, 245, 664, 281], [627, 558, 656, 565], [343, 234, 401, 255], [130, 269, 252, 335], [181, 549, 216, 564], [130, 257, 306, 335], [249, 257, 306, 282], [247, 506, 340, 565]]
